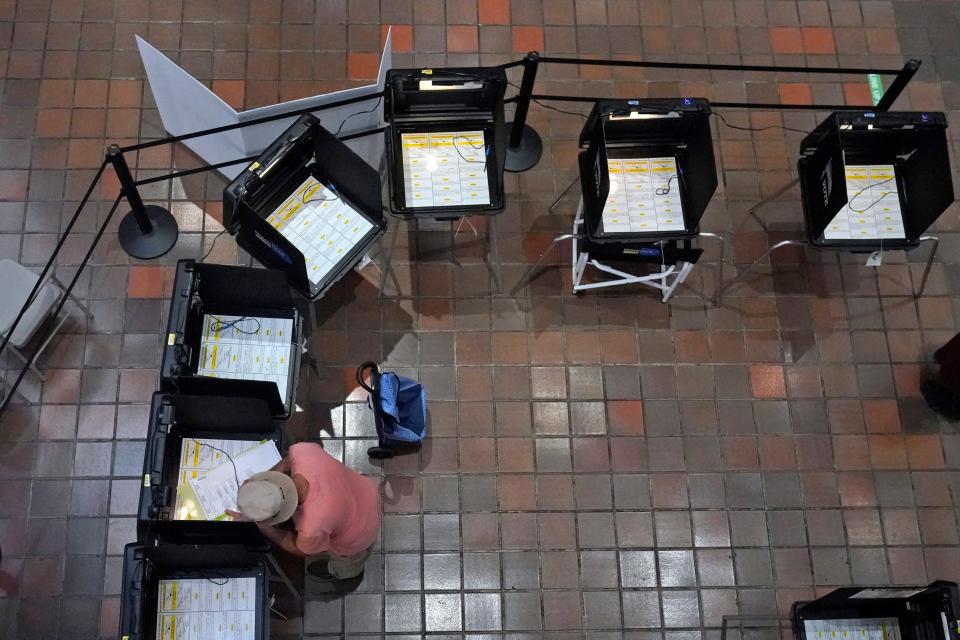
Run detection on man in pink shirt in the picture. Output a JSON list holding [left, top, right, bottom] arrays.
[[226, 442, 381, 580]]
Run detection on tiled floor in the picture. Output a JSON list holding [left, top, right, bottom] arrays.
[[1, 0, 960, 638]]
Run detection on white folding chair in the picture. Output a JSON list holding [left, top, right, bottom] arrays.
[[0, 259, 93, 381]]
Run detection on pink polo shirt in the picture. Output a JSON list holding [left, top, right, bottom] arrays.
[[288, 442, 381, 557]]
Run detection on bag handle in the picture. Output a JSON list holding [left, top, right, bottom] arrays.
[[356, 361, 379, 395]]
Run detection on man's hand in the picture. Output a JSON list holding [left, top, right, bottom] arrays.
[[225, 509, 250, 522]]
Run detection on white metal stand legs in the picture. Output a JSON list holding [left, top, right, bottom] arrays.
[[513, 199, 724, 305], [569, 226, 693, 303], [379, 215, 503, 297], [718, 239, 807, 301], [718, 235, 940, 301], [266, 550, 302, 613], [917, 235, 939, 298]]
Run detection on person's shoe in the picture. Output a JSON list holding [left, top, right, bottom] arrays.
[[921, 379, 960, 420], [305, 560, 336, 581]]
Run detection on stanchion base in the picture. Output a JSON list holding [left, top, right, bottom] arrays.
[[504, 124, 543, 172], [118, 205, 179, 260]]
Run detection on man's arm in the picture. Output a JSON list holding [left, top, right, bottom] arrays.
[[256, 523, 306, 557], [270, 455, 291, 474]]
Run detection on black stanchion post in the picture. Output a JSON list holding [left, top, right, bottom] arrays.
[[504, 51, 543, 172], [108, 144, 178, 259], [875, 59, 921, 112]]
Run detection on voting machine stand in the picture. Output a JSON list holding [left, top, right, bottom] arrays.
[[514, 99, 724, 304], [223, 114, 387, 300], [119, 542, 272, 640], [382, 66, 508, 293], [160, 260, 304, 420], [723, 111, 952, 300], [791, 582, 960, 640], [136, 391, 302, 614]]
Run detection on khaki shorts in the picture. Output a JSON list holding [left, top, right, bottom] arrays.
[[306, 546, 371, 580]]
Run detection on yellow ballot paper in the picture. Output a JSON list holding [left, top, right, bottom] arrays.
[[802, 617, 902, 640], [264, 175, 374, 287], [401, 130, 490, 208], [602, 156, 685, 234], [182, 440, 281, 521], [196, 314, 293, 408], [824, 163, 905, 241], [173, 438, 263, 520], [156, 577, 257, 640]]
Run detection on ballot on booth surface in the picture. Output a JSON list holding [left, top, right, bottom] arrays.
[[401, 130, 490, 208], [173, 438, 264, 520], [264, 175, 374, 288], [823, 163, 905, 241], [802, 617, 903, 640], [181, 440, 282, 521], [156, 576, 257, 640], [196, 314, 293, 407], [601, 157, 686, 234]]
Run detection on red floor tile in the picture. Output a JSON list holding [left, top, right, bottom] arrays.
[[478, 0, 510, 25], [769, 27, 803, 54], [511, 25, 544, 52], [750, 365, 787, 398]]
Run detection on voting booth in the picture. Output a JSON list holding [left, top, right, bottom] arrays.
[[160, 260, 304, 420], [798, 111, 953, 250], [579, 98, 717, 242], [791, 582, 960, 640], [384, 66, 507, 217], [138, 391, 284, 545], [522, 98, 722, 302], [120, 542, 270, 640], [223, 114, 386, 300]]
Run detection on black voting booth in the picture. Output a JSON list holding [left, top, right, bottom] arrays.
[[160, 260, 303, 420], [138, 391, 283, 543], [223, 114, 386, 300], [120, 542, 270, 640], [725, 110, 953, 300], [515, 98, 723, 302], [798, 111, 953, 250], [578, 98, 717, 243], [384, 66, 508, 217], [792, 582, 960, 640]]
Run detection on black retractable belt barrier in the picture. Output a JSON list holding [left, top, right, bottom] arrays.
[[108, 144, 179, 260]]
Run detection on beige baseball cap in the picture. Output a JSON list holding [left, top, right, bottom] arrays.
[[236, 471, 298, 526]]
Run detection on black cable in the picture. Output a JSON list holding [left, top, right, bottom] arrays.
[[199, 229, 227, 263], [332, 95, 383, 138], [507, 80, 589, 118], [200, 191, 239, 264], [655, 174, 677, 196], [846, 175, 896, 213], [713, 110, 809, 134], [209, 315, 261, 335], [452, 134, 489, 171], [192, 439, 241, 492], [301, 182, 340, 206]]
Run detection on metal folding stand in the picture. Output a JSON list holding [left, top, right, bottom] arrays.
[[515, 198, 724, 304], [265, 550, 302, 616], [720, 234, 940, 299]]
